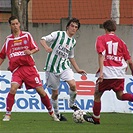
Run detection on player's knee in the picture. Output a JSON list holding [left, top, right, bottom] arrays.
[[116, 94, 122, 100], [52, 92, 58, 100], [69, 83, 76, 91]]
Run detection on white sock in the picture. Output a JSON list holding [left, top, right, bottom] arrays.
[[51, 99, 59, 115], [69, 90, 77, 106], [6, 111, 11, 115]]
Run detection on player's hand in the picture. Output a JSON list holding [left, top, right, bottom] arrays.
[[97, 74, 103, 83], [45, 46, 52, 53], [24, 49, 32, 55], [77, 69, 87, 75]]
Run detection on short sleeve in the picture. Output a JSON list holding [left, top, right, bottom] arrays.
[[41, 31, 58, 43], [95, 36, 105, 55]]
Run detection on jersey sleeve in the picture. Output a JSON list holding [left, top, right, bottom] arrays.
[[0, 42, 7, 59], [122, 41, 131, 61], [68, 49, 74, 58], [27, 32, 39, 50], [41, 31, 58, 43], [95, 36, 105, 55]]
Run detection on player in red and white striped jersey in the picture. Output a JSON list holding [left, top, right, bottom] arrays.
[[84, 19, 133, 124], [0, 16, 59, 121]]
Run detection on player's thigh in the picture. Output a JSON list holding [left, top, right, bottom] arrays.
[[112, 79, 124, 92], [61, 69, 76, 90], [45, 71, 60, 90], [24, 67, 43, 89], [11, 71, 23, 90], [61, 68, 74, 81]]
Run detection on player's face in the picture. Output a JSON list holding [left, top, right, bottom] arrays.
[[10, 19, 20, 33], [67, 22, 78, 37]]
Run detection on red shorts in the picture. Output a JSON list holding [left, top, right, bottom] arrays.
[[11, 66, 43, 89], [96, 79, 124, 92]]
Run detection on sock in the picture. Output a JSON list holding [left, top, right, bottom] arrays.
[[40, 94, 53, 115], [93, 101, 101, 121], [51, 99, 59, 115], [6, 93, 15, 115], [69, 90, 77, 106], [121, 93, 133, 102]]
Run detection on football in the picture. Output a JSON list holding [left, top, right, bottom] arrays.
[[73, 110, 86, 123]]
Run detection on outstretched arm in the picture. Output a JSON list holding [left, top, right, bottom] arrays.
[[69, 58, 86, 75]]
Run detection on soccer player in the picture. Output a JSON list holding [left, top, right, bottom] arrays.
[[83, 19, 133, 124], [40, 18, 86, 121], [0, 16, 59, 121]]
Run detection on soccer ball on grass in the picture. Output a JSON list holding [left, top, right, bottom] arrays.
[[73, 110, 86, 123]]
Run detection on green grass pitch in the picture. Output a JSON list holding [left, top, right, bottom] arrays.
[[0, 112, 133, 133]]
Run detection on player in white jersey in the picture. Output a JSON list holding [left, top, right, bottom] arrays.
[[40, 18, 86, 121], [84, 19, 133, 124]]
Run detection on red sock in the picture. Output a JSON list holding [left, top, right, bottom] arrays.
[[6, 93, 15, 112], [93, 101, 101, 120], [41, 94, 53, 115], [122, 93, 133, 102]]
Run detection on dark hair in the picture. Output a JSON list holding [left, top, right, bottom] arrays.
[[66, 18, 80, 30], [103, 20, 116, 32], [8, 16, 19, 24]]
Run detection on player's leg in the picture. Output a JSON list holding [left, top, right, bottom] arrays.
[[51, 89, 67, 121], [3, 69, 22, 121], [116, 91, 133, 101], [51, 89, 59, 115], [23, 66, 59, 121], [35, 86, 59, 121], [84, 80, 107, 124], [114, 79, 133, 101], [83, 88, 103, 124], [66, 79, 79, 111], [92, 90, 103, 123], [61, 68, 79, 111], [45, 72, 67, 121], [3, 83, 19, 121]]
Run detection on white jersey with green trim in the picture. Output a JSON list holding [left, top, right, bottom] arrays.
[[41, 31, 76, 74]]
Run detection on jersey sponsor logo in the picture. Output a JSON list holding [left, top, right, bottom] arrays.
[[12, 46, 29, 52], [9, 51, 25, 58], [14, 40, 22, 43], [13, 40, 22, 46], [55, 45, 69, 58]]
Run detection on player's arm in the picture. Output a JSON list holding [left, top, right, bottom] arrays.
[[127, 58, 133, 75], [0, 58, 4, 66], [69, 57, 86, 75], [24, 48, 39, 55], [40, 39, 52, 53], [97, 53, 104, 82], [0, 45, 6, 65], [40, 31, 58, 53], [24, 32, 39, 55]]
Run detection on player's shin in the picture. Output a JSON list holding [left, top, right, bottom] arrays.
[[40, 94, 53, 115]]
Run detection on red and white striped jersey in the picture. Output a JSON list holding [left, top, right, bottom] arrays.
[[95, 33, 131, 79], [0, 31, 39, 72]]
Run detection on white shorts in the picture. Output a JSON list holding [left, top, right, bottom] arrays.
[[45, 68, 74, 90]]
